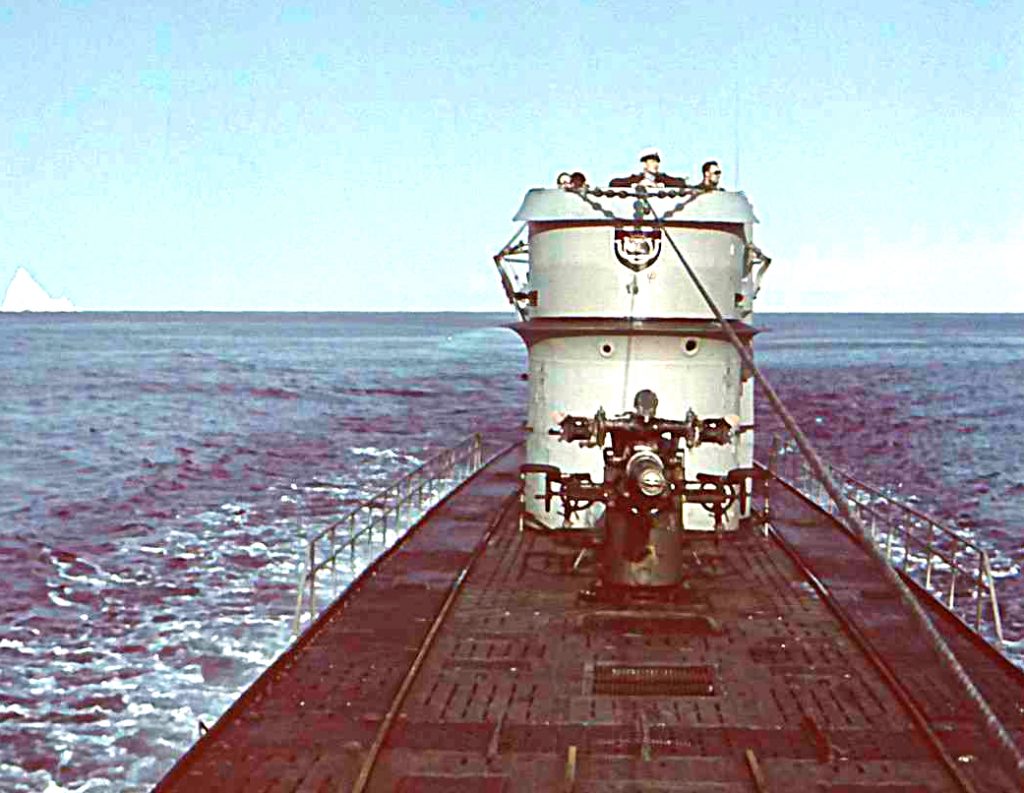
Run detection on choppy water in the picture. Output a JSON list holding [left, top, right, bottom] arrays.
[[1, 311, 1021, 791]]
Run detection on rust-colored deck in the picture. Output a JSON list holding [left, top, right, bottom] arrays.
[[157, 447, 1024, 791]]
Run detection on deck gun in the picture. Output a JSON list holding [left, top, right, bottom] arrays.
[[521, 389, 755, 593]]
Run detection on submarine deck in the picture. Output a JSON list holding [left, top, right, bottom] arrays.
[[156, 445, 1024, 792]]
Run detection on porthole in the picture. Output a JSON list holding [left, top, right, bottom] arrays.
[[682, 338, 700, 356], [599, 342, 615, 358]]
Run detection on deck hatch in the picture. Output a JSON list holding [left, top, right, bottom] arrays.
[[591, 663, 716, 696]]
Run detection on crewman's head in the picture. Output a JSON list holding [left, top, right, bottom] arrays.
[[702, 160, 722, 188], [639, 148, 661, 174]]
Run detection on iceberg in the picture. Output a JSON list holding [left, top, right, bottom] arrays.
[[1, 267, 76, 312]]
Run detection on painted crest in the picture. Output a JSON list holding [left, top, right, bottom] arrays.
[[613, 227, 662, 272]]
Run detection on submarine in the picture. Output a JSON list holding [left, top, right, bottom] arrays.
[[156, 159, 1024, 791]]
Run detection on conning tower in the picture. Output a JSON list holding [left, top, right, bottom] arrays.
[[496, 182, 771, 590]]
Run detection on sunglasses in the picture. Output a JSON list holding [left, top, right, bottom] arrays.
[[711, 170, 722, 175]]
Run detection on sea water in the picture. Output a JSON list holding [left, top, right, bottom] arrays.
[[0, 312, 1021, 791]]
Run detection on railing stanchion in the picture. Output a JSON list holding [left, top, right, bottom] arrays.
[[925, 523, 934, 590], [293, 566, 306, 634], [307, 543, 317, 619], [975, 559, 984, 631], [983, 553, 1005, 648]]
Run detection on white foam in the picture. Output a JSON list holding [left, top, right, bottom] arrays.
[[60, 573, 108, 588], [350, 445, 416, 462], [989, 562, 1020, 579], [27, 676, 62, 696], [0, 638, 34, 655], [177, 665, 204, 685], [48, 592, 75, 608], [58, 777, 113, 792], [220, 642, 277, 666], [98, 677, 140, 692]]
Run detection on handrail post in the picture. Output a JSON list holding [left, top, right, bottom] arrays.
[[293, 564, 307, 634], [982, 552, 1005, 648], [924, 522, 934, 590], [307, 542, 317, 620], [330, 527, 337, 595], [975, 555, 984, 631], [765, 436, 779, 529]]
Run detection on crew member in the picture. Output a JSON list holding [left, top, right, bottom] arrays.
[[610, 149, 688, 188], [699, 161, 723, 191]]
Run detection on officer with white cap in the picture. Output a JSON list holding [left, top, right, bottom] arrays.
[[638, 147, 662, 184], [609, 148, 688, 188]]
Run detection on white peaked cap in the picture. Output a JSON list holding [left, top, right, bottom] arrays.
[[638, 147, 661, 162]]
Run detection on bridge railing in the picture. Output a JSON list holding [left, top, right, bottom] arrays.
[[292, 433, 484, 633], [768, 442, 1005, 649]]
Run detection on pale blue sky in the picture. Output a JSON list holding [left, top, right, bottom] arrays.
[[2, 1, 1022, 311]]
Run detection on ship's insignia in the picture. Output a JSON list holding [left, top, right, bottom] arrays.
[[613, 227, 662, 272]]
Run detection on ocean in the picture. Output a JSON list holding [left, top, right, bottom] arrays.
[[1, 311, 1021, 791]]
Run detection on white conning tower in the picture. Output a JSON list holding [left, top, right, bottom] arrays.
[[506, 186, 769, 531]]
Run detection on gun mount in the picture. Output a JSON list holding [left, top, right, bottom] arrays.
[[521, 390, 756, 593]]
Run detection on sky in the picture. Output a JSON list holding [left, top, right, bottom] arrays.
[[1, 0, 1022, 312]]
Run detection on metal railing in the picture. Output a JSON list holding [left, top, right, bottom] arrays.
[[292, 433, 485, 633], [768, 441, 1005, 649]]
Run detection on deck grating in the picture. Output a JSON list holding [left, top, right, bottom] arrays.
[[591, 663, 716, 697]]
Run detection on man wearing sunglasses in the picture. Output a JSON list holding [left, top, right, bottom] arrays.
[[700, 161, 723, 191]]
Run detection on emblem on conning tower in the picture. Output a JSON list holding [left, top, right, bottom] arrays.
[[613, 227, 662, 272]]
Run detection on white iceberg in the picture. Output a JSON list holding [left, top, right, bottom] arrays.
[[1, 267, 76, 312]]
